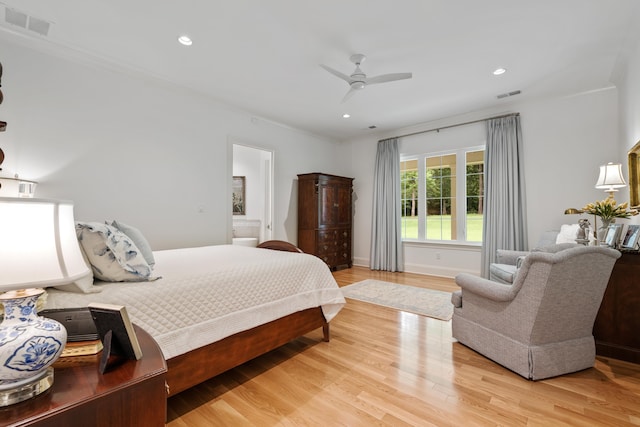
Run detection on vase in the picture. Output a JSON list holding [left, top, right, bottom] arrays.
[[0, 288, 66, 389], [597, 218, 614, 245]]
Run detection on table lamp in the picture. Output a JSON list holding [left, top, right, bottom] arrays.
[[595, 162, 626, 200], [0, 197, 91, 406]]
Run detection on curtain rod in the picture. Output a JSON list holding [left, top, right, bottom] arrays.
[[387, 112, 520, 140]]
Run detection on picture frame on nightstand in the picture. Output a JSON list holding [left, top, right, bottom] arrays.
[[621, 224, 640, 249], [604, 224, 624, 248]]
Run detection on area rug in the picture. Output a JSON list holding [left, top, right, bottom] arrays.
[[340, 279, 453, 321]]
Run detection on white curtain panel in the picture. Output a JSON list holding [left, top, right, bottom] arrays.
[[481, 115, 528, 278], [370, 138, 404, 272]]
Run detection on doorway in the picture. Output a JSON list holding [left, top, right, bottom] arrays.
[[232, 142, 274, 243]]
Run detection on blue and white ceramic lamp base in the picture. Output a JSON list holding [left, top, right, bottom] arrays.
[[0, 288, 67, 406]]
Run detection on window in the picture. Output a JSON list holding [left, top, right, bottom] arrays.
[[400, 159, 418, 239], [465, 150, 484, 242], [401, 147, 484, 243]]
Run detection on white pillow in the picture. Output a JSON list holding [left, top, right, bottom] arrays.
[[555, 224, 580, 244], [76, 222, 156, 282]]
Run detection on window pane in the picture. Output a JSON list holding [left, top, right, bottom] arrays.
[[426, 199, 442, 240], [425, 154, 456, 241], [466, 150, 484, 242], [427, 176, 441, 197], [401, 159, 418, 239]]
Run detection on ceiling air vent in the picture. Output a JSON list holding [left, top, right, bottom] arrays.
[[4, 6, 51, 36], [28, 16, 50, 36], [5, 7, 27, 28], [497, 90, 521, 100]]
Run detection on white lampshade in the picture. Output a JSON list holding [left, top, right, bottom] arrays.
[[0, 177, 37, 198], [595, 162, 627, 191], [0, 197, 90, 292]]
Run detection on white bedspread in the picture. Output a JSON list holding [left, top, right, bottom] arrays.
[[43, 245, 345, 359]]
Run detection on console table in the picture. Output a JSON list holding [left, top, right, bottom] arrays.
[[0, 325, 167, 426], [593, 251, 640, 364]]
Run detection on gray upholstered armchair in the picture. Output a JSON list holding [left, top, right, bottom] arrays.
[[452, 245, 620, 380]]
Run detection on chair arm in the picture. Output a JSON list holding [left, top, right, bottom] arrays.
[[455, 273, 516, 302], [495, 249, 530, 265]]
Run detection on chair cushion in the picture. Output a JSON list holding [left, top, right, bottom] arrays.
[[490, 263, 518, 284]]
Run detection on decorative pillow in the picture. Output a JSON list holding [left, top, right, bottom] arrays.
[[76, 222, 157, 282], [555, 224, 580, 244], [109, 220, 155, 268]]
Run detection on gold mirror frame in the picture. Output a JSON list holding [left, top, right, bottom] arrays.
[[629, 140, 640, 207]]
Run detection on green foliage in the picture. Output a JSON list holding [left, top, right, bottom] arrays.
[[401, 214, 483, 242]]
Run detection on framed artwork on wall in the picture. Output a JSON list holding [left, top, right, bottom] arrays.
[[622, 224, 640, 249], [628, 141, 640, 207], [232, 176, 246, 215]]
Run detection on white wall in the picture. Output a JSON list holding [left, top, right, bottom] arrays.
[[345, 87, 620, 277], [615, 31, 640, 198], [0, 37, 348, 250]]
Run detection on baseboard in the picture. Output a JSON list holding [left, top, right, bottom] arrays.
[[352, 257, 479, 278]]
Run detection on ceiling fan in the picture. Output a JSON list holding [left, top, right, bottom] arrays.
[[320, 54, 412, 103]]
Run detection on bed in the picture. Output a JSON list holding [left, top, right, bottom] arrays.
[[43, 242, 345, 396]]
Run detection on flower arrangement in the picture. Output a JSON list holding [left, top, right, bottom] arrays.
[[582, 199, 638, 221]]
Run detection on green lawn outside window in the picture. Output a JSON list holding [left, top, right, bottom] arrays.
[[401, 214, 483, 242]]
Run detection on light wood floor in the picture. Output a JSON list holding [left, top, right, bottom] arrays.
[[166, 266, 640, 426]]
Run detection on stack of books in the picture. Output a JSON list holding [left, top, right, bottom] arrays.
[[61, 339, 103, 357]]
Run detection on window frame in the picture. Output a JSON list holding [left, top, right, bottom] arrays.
[[401, 144, 485, 244]]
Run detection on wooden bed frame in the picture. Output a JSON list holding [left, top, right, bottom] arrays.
[[165, 306, 329, 396], [164, 241, 331, 396]]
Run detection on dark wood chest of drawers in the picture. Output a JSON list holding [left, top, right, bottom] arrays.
[[297, 173, 353, 270], [593, 251, 640, 364]]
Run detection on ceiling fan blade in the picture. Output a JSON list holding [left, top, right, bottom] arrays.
[[320, 64, 352, 83], [341, 87, 359, 103], [366, 72, 412, 85]]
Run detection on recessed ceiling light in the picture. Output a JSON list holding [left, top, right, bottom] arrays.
[[178, 35, 193, 46], [342, 113, 350, 118], [493, 67, 507, 76]]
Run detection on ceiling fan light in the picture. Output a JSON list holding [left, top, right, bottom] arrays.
[[351, 81, 365, 90]]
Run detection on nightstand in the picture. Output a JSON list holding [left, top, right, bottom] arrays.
[[0, 325, 167, 427]]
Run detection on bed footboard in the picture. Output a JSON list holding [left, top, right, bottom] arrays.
[[165, 306, 328, 396]]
